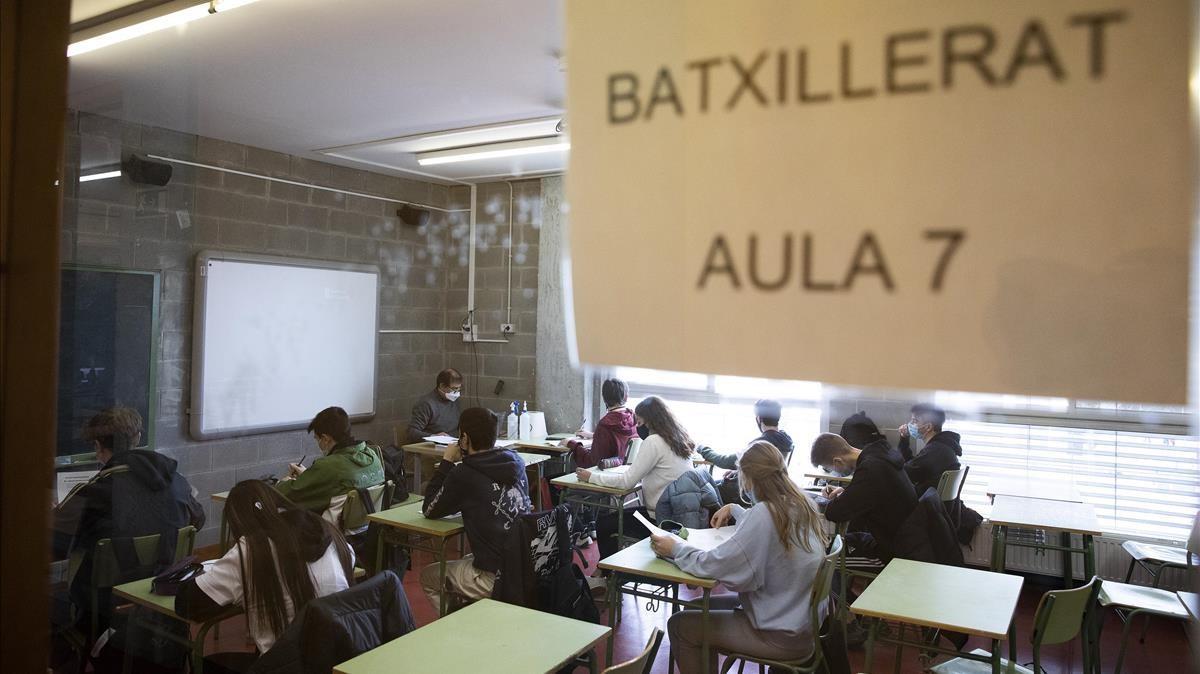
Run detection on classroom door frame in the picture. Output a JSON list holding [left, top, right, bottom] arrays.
[[0, 0, 70, 670]]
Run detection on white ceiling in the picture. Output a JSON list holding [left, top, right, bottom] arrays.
[[67, 0, 565, 183]]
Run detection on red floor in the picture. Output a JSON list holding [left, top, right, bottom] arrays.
[[204, 547, 1197, 673]]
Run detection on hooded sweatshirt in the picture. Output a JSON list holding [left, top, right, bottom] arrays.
[[423, 448, 531, 573], [54, 449, 205, 608], [898, 431, 963, 498], [570, 407, 638, 468], [275, 441, 385, 514], [823, 439, 917, 561]]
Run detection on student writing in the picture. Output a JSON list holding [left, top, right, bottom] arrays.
[[275, 406, 385, 514]]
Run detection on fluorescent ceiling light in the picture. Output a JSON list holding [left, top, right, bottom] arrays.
[[68, 0, 260, 58], [416, 137, 569, 166], [79, 170, 122, 182]]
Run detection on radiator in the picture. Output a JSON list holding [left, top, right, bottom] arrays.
[[963, 523, 1191, 591]]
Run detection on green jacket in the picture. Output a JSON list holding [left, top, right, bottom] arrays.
[[275, 441, 385, 513]]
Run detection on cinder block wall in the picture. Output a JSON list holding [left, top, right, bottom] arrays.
[[61, 110, 541, 546]]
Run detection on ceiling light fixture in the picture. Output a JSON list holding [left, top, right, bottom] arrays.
[[416, 137, 569, 167], [78, 170, 123, 183], [68, 0, 261, 58]]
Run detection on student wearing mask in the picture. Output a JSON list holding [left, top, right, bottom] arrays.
[[562, 378, 638, 469], [420, 407, 531, 615], [405, 368, 464, 443], [698, 399, 794, 504], [810, 432, 916, 563], [176, 480, 354, 673], [576, 395, 694, 558], [653, 441, 830, 672], [276, 406, 385, 514], [52, 407, 205, 636], [897, 403, 962, 497]]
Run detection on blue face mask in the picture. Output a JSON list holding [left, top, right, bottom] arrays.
[[907, 421, 922, 440]]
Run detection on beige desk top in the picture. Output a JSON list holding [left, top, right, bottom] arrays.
[[512, 439, 574, 454], [113, 576, 242, 624], [404, 442, 557, 463], [851, 559, 1023, 639], [551, 466, 641, 496], [988, 495, 1103, 536], [367, 500, 463, 537], [986, 476, 1083, 503], [803, 471, 852, 484], [597, 537, 719, 589], [333, 598, 610, 674]]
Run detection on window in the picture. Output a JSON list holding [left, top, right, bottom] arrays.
[[952, 418, 1200, 543], [613, 367, 823, 478]]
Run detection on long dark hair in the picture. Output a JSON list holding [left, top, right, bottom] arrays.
[[633, 396, 693, 459], [224, 480, 354, 638]]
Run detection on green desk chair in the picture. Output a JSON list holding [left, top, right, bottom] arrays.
[[604, 627, 664, 674], [1094, 579, 1191, 674], [929, 576, 1101, 674], [936, 466, 969, 502], [719, 535, 843, 674], [1120, 511, 1198, 641], [336, 481, 392, 534]]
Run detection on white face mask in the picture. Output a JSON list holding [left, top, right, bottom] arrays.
[[445, 390, 461, 402]]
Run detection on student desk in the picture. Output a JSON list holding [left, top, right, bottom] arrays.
[[598, 537, 720, 674], [803, 470, 852, 485], [367, 499, 463, 617], [850, 559, 1023, 674], [112, 577, 241, 674], [400, 443, 552, 510], [512, 438, 577, 478], [333, 598, 610, 674], [551, 466, 643, 550], [985, 476, 1083, 504], [988, 495, 1102, 589]]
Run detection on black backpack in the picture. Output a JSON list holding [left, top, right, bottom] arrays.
[[377, 444, 410, 506]]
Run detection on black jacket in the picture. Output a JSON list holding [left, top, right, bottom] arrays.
[[823, 440, 917, 561], [54, 450, 204, 607], [893, 487, 965, 566], [423, 448, 531, 573], [899, 431, 962, 497], [248, 571, 416, 674]]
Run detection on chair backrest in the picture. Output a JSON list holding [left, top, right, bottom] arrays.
[[174, 525, 197, 562], [603, 627, 664, 674], [1030, 576, 1101, 647], [935, 466, 969, 501], [624, 437, 642, 464], [802, 534, 844, 666], [92, 533, 162, 589], [1187, 510, 1200, 558], [332, 481, 391, 534]]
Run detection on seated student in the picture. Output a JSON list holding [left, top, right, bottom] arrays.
[[698, 399, 794, 504], [653, 441, 829, 672], [176, 480, 354, 674], [405, 368, 463, 443], [897, 403, 962, 497], [275, 406, 385, 514], [838, 410, 886, 449], [810, 432, 916, 564], [420, 407, 531, 615], [562, 377, 638, 469], [576, 395, 694, 559], [52, 407, 205, 634]]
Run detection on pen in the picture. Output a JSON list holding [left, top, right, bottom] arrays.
[[297, 454, 307, 467]]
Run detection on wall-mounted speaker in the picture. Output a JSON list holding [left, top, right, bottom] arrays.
[[122, 154, 173, 186], [397, 204, 430, 228]]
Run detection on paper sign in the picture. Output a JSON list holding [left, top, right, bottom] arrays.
[[565, 0, 1193, 403], [57, 470, 97, 504]]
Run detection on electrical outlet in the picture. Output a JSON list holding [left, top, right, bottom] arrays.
[[500, 323, 515, 335], [461, 324, 478, 342]]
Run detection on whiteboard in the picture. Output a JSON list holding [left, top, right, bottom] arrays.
[[190, 252, 379, 439]]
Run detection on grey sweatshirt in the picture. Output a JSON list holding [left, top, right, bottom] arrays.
[[671, 503, 826, 640], [406, 389, 461, 443]]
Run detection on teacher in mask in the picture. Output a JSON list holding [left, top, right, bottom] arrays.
[[406, 368, 464, 443]]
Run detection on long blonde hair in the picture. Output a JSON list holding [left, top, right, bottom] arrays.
[[738, 441, 827, 553]]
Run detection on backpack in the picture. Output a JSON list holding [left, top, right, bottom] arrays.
[[376, 444, 409, 506]]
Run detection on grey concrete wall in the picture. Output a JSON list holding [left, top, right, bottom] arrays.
[[62, 111, 459, 546], [533, 176, 585, 434], [440, 180, 542, 418]]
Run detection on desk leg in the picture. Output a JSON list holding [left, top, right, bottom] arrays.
[[700, 588, 712, 674], [991, 525, 1008, 572], [535, 464, 545, 511], [1083, 534, 1095, 581], [412, 455, 423, 494], [990, 637, 1001, 674], [1112, 607, 1143, 674], [613, 495, 625, 550], [1008, 620, 1017, 672], [588, 647, 599, 674], [374, 526, 385, 577], [1061, 531, 1074, 589], [437, 537, 449, 617], [892, 622, 904, 674], [606, 574, 619, 665], [864, 618, 879, 673]]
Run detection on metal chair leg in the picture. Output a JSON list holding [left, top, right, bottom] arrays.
[[1123, 557, 1136, 583]]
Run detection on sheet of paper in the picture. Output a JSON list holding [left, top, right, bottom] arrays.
[[57, 470, 96, 504], [633, 509, 668, 537], [423, 435, 457, 445], [681, 526, 735, 551]]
